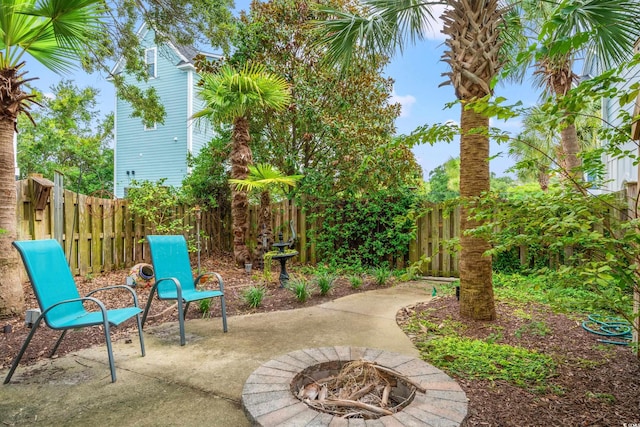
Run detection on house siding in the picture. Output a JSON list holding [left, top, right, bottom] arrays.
[[601, 44, 640, 193], [114, 27, 215, 198]]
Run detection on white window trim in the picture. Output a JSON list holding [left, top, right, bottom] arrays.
[[145, 47, 157, 78]]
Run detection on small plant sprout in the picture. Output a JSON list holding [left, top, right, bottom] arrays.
[[198, 298, 212, 318], [243, 286, 266, 308], [288, 277, 312, 303]]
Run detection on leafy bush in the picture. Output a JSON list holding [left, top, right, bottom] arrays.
[[126, 178, 193, 238], [243, 286, 266, 308], [308, 186, 423, 269], [371, 266, 392, 286], [349, 275, 363, 289], [315, 271, 337, 296], [287, 277, 313, 303], [470, 186, 637, 321]]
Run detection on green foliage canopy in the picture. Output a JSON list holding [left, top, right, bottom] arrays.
[[17, 80, 113, 195]]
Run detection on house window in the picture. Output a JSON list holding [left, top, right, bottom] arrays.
[[145, 47, 157, 78]]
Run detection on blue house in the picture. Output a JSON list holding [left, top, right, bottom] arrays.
[[598, 39, 640, 194], [110, 23, 219, 198]]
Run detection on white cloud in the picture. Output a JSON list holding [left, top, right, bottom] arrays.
[[43, 92, 55, 100], [389, 89, 416, 118], [424, 5, 448, 41]]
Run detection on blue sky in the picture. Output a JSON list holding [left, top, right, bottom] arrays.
[[25, 2, 540, 181]]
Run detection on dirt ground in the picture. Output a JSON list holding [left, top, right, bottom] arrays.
[[1, 253, 639, 426], [397, 297, 640, 427]]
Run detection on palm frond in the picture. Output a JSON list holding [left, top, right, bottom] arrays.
[[229, 163, 303, 193], [311, 0, 441, 69], [196, 63, 291, 125], [542, 0, 640, 69]]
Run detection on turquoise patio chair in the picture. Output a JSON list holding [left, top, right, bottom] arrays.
[[142, 235, 227, 346], [5, 239, 145, 384]]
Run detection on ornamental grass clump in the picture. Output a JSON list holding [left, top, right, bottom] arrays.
[[372, 266, 391, 286], [288, 277, 313, 303], [315, 271, 337, 296], [349, 275, 363, 289], [243, 285, 267, 308]]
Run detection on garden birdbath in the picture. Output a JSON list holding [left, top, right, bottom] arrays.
[[271, 232, 297, 288]]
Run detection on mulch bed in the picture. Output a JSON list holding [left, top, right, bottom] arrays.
[[0, 253, 390, 370], [397, 296, 640, 427], [1, 253, 639, 426]]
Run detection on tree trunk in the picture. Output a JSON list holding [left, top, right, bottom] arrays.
[[0, 117, 25, 317], [458, 107, 495, 320], [559, 122, 581, 177], [442, 0, 501, 321], [538, 166, 550, 192], [230, 116, 253, 266], [549, 66, 582, 177], [255, 190, 273, 269]]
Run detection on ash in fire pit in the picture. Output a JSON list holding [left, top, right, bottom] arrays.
[[242, 346, 468, 426], [293, 359, 421, 419]]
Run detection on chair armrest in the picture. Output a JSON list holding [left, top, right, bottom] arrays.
[[149, 277, 184, 301], [43, 296, 109, 320], [86, 285, 141, 308], [195, 272, 225, 293]]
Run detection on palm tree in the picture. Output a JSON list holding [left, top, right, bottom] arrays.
[[524, 0, 640, 177], [314, 0, 505, 320], [194, 63, 291, 266], [511, 100, 601, 190], [510, 107, 560, 190], [0, 0, 104, 317], [230, 163, 303, 266]]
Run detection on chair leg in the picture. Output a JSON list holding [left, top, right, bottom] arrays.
[[135, 313, 146, 357], [50, 330, 68, 358], [141, 288, 157, 328], [4, 318, 43, 384], [177, 301, 186, 346], [101, 318, 117, 383], [220, 296, 228, 333]]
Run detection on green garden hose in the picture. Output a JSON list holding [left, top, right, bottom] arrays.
[[581, 314, 632, 346]]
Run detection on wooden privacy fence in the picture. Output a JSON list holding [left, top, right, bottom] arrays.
[[21, 176, 629, 278], [409, 203, 461, 277], [16, 178, 232, 276], [17, 175, 451, 277]]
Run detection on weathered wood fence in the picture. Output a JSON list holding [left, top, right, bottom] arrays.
[[16, 175, 460, 276], [17, 175, 633, 278]]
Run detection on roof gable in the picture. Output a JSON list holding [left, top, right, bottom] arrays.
[[109, 22, 221, 76]]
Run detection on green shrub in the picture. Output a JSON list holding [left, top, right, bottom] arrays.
[[243, 286, 266, 308], [372, 266, 391, 286], [288, 277, 312, 303], [315, 271, 337, 296], [349, 275, 363, 289]]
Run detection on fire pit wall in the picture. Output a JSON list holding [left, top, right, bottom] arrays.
[[242, 346, 468, 426]]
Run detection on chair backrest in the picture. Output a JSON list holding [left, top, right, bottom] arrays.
[[146, 235, 195, 296], [13, 240, 84, 328]]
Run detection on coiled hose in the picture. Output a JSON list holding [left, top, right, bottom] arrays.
[[581, 314, 632, 345]]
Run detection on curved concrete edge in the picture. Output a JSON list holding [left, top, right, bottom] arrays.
[[242, 346, 468, 426]]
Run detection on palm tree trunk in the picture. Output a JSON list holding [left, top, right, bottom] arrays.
[[0, 117, 24, 317], [459, 107, 496, 321], [442, 0, 501, 321], [255, 190, 273, 268], [560, 122, 581, 176], [549, 66, 582, 177], [231, 116, 253, 266]]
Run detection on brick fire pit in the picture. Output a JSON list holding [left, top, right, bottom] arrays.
[[241, 346, 468, 426]]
